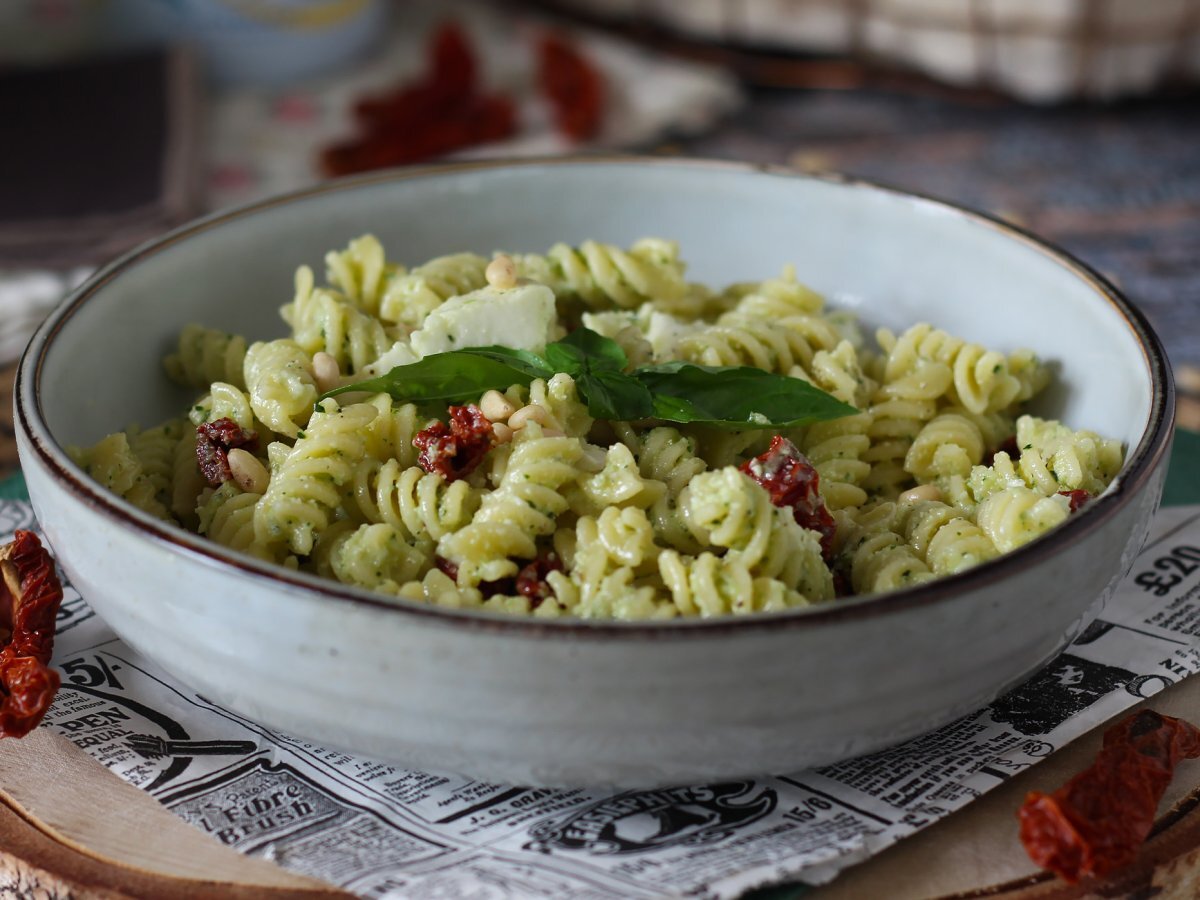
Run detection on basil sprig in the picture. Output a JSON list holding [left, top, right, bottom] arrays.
[[637, 361, 856, 428], [319, 328, 856, 428]]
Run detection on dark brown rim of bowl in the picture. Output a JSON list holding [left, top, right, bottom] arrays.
[[17, 156, 1176, 640]]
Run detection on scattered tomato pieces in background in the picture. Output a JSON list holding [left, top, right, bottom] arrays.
[[538, 32, 606, 142], [0, 530, 64, 739], [321, 20, 608, 176], [414, 404, 495, 482], [321, 21, 518, 176], [740, 435, 836, 561], [1018, 709, 1200, 883]]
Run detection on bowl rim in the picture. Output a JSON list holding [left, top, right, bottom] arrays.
[[16, 155, 1177, 639]]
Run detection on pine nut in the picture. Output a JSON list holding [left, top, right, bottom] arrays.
[[228, 448, 269, 494], [580, 445, 608, 473], [899, 484, 942, 505], [541, 428, 566, 438], [480, 389, 517, 422], [485, 254, 518, 290], [312, 352, 341, 393], [491, 422, 514, 444], [508, 404, 547, 430]]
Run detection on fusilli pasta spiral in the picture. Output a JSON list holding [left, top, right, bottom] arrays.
[[164, 325, 247, 390], [244, 339, 319, 439], [282, 265, 396, 374], [324, 234, 393, 314], [77, 232, 1122, 620], [379, 252, 488, 328], [254, 401, 378, 555], [516, 239, 687, 311], [438, 427, 584, 584]]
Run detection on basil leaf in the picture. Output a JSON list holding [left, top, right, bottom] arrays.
[[555, 327, 628, 371], [319, 351, 545, 405], [636, 363, 857, 428], [461, 346, 554, 379], [577, 370, 654, 421], [543, 341, 586, 376], [319, 328, 853, 430], [544, 328, 643, 418]]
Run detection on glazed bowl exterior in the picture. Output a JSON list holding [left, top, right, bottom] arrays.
[[16, 159, 1174, 787]]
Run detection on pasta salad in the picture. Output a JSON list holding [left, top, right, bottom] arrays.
[[72, 236, 1124, 619]]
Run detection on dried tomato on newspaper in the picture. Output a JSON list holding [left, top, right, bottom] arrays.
[[1018, 710, 1200, 883], [321, 20, 517, 176], [0, 530, 64, 738], [740, 436, 836, 560], [414, 404, 495, 482], [537, 32, 605, 142]]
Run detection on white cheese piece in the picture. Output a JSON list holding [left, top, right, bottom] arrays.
[[644, 310, 699, 359], [581, 310, 638, 339], [360, 340, 419, 376], [410, 283, 557, 358]]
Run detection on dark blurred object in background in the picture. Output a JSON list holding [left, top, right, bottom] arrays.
[[0, 50, 203, 268]]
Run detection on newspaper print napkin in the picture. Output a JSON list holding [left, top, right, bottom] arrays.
[[6, 485, 1200, 898]]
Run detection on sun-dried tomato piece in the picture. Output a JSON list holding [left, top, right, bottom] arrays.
[[517, 553, 564, 609], [196, 418, 259, 488], [353, 22, 477, 130], [326, 93, 516, 175], [321, 20, 517, 177], [434, 556, 520, 599], [414, 422, 455, 476], [1019, 710, 1200, 883], [435, 556, 459, 582], [987, 435, 1021, 467], [740, 436, 836, 560], [438, 549, 562, 604], [0, 530, 64, 739], [429, 19, 477, 102], [413, 404, 495, 482], [1058, 489, 1090, 513], [537, 32, 605, 142]]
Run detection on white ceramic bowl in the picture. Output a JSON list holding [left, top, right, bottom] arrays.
[[16, 159, 1174, 787]]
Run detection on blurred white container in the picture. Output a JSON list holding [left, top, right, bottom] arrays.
[[553, 0, 1200, 102], [104, 0, 390, 85]]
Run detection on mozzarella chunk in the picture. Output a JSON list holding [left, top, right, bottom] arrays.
[[410, 283, 557, 358]]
